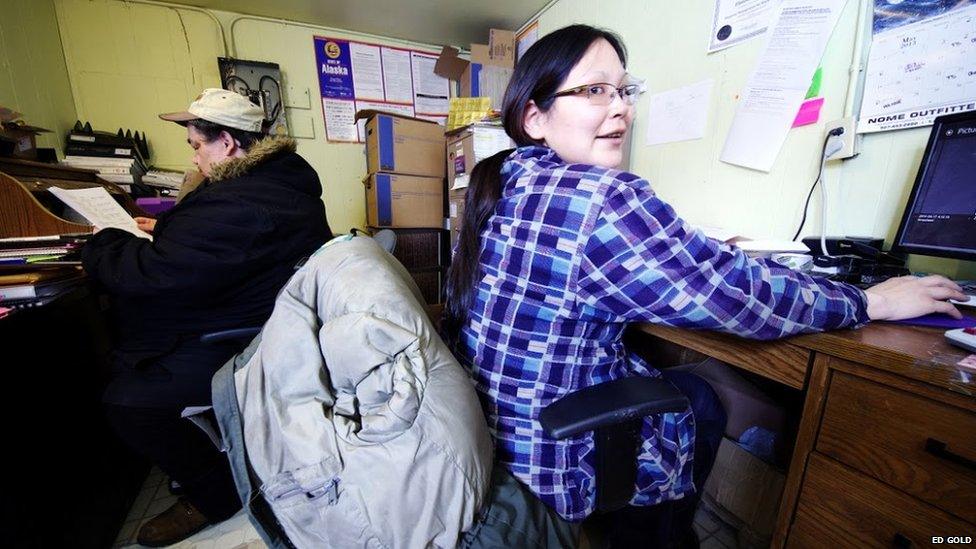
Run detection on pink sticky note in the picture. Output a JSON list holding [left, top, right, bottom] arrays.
[[792, 97, 824, 128], [959, 354, 976, 371]]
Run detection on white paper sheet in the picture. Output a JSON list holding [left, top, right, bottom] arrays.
[[720, 0, 847, 172], [708, 0, 777, 53], [48, 186, 151, 240], [322, 98, 358, 142], [411, 52, 450, 115], [349, 42, 384, 101], [645, 79, 714, 146], [381, 47, 414, 103], [733, 239, 809, 254]]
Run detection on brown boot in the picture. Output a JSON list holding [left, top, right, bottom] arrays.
[[136, 498, 211, 547]]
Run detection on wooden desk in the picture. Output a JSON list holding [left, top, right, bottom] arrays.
[[635, 321, 976, 548]]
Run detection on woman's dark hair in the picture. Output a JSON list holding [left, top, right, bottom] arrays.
[[442, 25, 627, 347], [186, 118, 265, 150]]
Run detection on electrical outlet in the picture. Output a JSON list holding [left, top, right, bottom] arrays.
[[824, 116, 860, 160]]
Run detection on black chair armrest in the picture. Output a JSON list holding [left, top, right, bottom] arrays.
[[538, 376, 690, 513], [539, 376, 689, 439], [199, 327, 261, 345]]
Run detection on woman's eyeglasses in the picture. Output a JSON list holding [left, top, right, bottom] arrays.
[[548, 78, 646, 106]]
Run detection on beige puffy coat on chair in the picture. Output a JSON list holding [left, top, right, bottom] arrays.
[[216, 235, 494, 548]]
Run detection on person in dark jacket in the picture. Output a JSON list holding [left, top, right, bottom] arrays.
[[82, 88, 333, 546]]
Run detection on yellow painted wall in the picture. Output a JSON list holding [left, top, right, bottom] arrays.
[[210, 10, 445, 234], [53, 0, 444, 234], [0, 0, 77, 155], [55, 0, 224, 169], [533, 0, 975, 278]]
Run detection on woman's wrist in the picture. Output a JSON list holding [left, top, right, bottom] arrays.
[[865, 290, 888, 320]]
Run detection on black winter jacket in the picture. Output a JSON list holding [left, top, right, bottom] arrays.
[[82, 137, 332, 406]]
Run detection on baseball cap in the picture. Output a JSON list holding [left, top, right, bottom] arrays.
[[159, 88, 265, 132]]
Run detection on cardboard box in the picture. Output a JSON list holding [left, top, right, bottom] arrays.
[[446, 124, 514, 189], [448, 188, 466, 251], [0, 107, 50, 160], [358, 111, 446, 178], [488, 29, 516, 68], [364, 173, 444, 228], [703, 438, 785, 546], [434, 31, 515, 104]]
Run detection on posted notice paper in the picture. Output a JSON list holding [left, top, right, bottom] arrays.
[[48, 186, 152, 240], [646, 79, 714, 146], [720, 0, 847, 172], [708, 0, 777, 53]]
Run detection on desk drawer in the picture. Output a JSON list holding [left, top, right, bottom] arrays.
[[816, 371, 976, 524], [788, 453, 972, 548]]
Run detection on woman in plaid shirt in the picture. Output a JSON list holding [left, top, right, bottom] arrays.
[[443, 24, 966, 547]]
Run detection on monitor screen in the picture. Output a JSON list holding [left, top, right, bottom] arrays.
[[893, 111, 976, 262]]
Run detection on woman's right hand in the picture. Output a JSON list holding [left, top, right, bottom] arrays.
[[134, 217, 157, 234], [864, 275, 967, 320]]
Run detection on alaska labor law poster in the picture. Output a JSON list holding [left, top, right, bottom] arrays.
[[313, 36, 449, 142]]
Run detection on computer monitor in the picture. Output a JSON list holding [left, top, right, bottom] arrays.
[[892, 111, 976, 262]]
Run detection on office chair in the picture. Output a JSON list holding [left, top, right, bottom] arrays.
[[461, 377, 692, 548], [540, 377, 690, 513]]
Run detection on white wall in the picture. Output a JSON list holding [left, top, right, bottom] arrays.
[[533, 0, 975, 278]]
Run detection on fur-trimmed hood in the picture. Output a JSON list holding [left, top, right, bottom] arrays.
[[208, 136, 297, 182]]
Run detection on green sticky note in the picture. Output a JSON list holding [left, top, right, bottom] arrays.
[[805, 67, 822, 99]]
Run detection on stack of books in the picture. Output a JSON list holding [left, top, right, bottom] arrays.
[[0, 234, 88, 265], [0, 235, 89, 309], [61, 121, 149, 192]]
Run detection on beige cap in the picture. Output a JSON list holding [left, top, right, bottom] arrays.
[[159, 88, 265, 132]]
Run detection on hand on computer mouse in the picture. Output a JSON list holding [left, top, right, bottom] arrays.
[[864, 275, 967, 320]]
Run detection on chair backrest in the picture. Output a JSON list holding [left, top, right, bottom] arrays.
[[371, 228, 396, 254]]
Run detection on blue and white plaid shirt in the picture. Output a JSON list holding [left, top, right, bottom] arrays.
[[457, 146, 869, 521]]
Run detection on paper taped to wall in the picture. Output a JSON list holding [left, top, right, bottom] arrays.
[[720, 0, 847, 172], [646, 79, 714, 146]]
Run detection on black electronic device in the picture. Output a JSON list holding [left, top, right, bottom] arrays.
[[892, 111, 976, 262], [801, 236, 885, 257], [809, 254, 910, 286]]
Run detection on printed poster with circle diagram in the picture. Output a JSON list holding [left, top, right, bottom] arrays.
[[313, 36, 450, 143]]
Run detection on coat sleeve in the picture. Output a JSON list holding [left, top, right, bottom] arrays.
[[82, 194, 275, 298], [574, 179, 870, 340]]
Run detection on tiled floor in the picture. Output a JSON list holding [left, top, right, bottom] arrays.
[[694, 499, 741, 548], [115, 469, 742, 548]]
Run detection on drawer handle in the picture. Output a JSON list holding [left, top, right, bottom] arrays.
[[892, 533, 912, 548], [925, 438, 976, 471]]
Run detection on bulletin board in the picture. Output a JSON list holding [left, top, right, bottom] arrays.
[[313, 36, 449, 143]]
